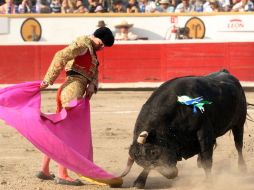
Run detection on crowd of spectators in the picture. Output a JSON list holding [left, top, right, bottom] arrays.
[[0, 0, 254, 14]]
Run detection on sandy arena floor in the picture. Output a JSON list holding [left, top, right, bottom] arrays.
[[0, 90, 254, 190]]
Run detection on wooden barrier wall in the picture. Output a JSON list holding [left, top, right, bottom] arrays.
[[0, 42, 254, 84]]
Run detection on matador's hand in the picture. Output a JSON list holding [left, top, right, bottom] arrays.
[[86, 83, 96, 100], [40, 81, 49, 90]]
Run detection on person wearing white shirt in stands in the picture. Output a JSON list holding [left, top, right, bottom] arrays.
[[114, 20, 138, 41], [156, 0, 175, 12], [0, 0, 17, 13], [203, 0, 222, 12], [217, 0, 231, 11], [138, 0, 157, 13], [175, 0, 195, 13], [232, 0, 254, 11]]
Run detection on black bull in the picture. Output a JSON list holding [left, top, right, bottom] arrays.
[[121, 70, 247, 188]]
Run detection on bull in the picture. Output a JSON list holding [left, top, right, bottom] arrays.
[[121, 70, 247, 188]]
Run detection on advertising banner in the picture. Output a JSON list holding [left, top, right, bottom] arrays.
[[1, 14, 254, 43], [217, 15, 254, 32]]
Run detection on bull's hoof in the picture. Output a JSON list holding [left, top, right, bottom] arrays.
[[197, 159, 202, 168], [204, 175, 213, 185], [238, 163, 247, 173], [133, 179, 146, 189]]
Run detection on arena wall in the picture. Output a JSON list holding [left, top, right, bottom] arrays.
[[0, 41, 253, 86], [0, 13, 254, 87], [1, 13, 254, 42]]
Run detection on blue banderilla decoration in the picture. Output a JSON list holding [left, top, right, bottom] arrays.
[[177, 96, 212, 113]]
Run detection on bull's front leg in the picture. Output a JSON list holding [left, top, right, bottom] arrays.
[[197, 154, 202, 168], [133, 168, 150, 189], [196, 119, 215, 178]]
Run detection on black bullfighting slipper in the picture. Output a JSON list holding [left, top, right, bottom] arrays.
[[54, 178, 84, 186], [35, 171, 55, 180]]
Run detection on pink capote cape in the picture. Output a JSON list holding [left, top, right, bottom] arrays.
[[0, 81, 121, 184]]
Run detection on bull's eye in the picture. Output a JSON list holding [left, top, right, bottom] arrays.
[[148, 149, 161, 160]]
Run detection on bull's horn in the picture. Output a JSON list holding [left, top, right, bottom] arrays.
[[120, 156, 134, 177], [137, 131, 149, 144]]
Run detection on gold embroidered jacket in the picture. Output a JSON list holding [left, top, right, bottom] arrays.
[[43, 36, 98, 87]]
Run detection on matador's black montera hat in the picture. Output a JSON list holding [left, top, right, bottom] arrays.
[[94, 27, 114, 47]]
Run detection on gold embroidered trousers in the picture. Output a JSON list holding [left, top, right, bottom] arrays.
[[57, 76, 88, 109]]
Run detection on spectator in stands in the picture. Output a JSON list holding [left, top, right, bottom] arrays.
[[61, 0, 68, 12], [209, 0, 222, 11], [13, 0, 21, 6], [203, 0, 211, 11], [61, 0, 85, 13], [97, 20, 106, 28], [77, 4, 89, 12], [232, 0, 241, 5], [203, 0, 222, 11], [50, 0, 61, 13], [173, 0, 181, 6], [111, 0, 126, 12], [74, 0, 88, 12], [0, 0, 18, 13], [170, 0, 177, 8], [138, 0, 156, 12], [94, 4, 103, 12], [156, 0, 175, 12], [61, 0, 71, 12], [217, 0, 231, 11], [193, 0, 204, 12], [18, 0, 32, 13], [35, 0, 51, 13], [126, 0, 139, 12], [0, 0, 4, 5], [87, 0, 102, 12], [61, 0, 74, 13], [115, 20, 138, 40], [231, 0, 253, 11], [175, 0, 195, 12]]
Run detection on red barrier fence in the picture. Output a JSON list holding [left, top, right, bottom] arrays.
[[0, 42, 254, 84]]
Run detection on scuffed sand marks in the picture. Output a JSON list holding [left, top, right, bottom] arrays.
[[0, 91, 254, 190]]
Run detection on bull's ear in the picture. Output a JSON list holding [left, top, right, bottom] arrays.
[[137, 131, 149, 144]]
